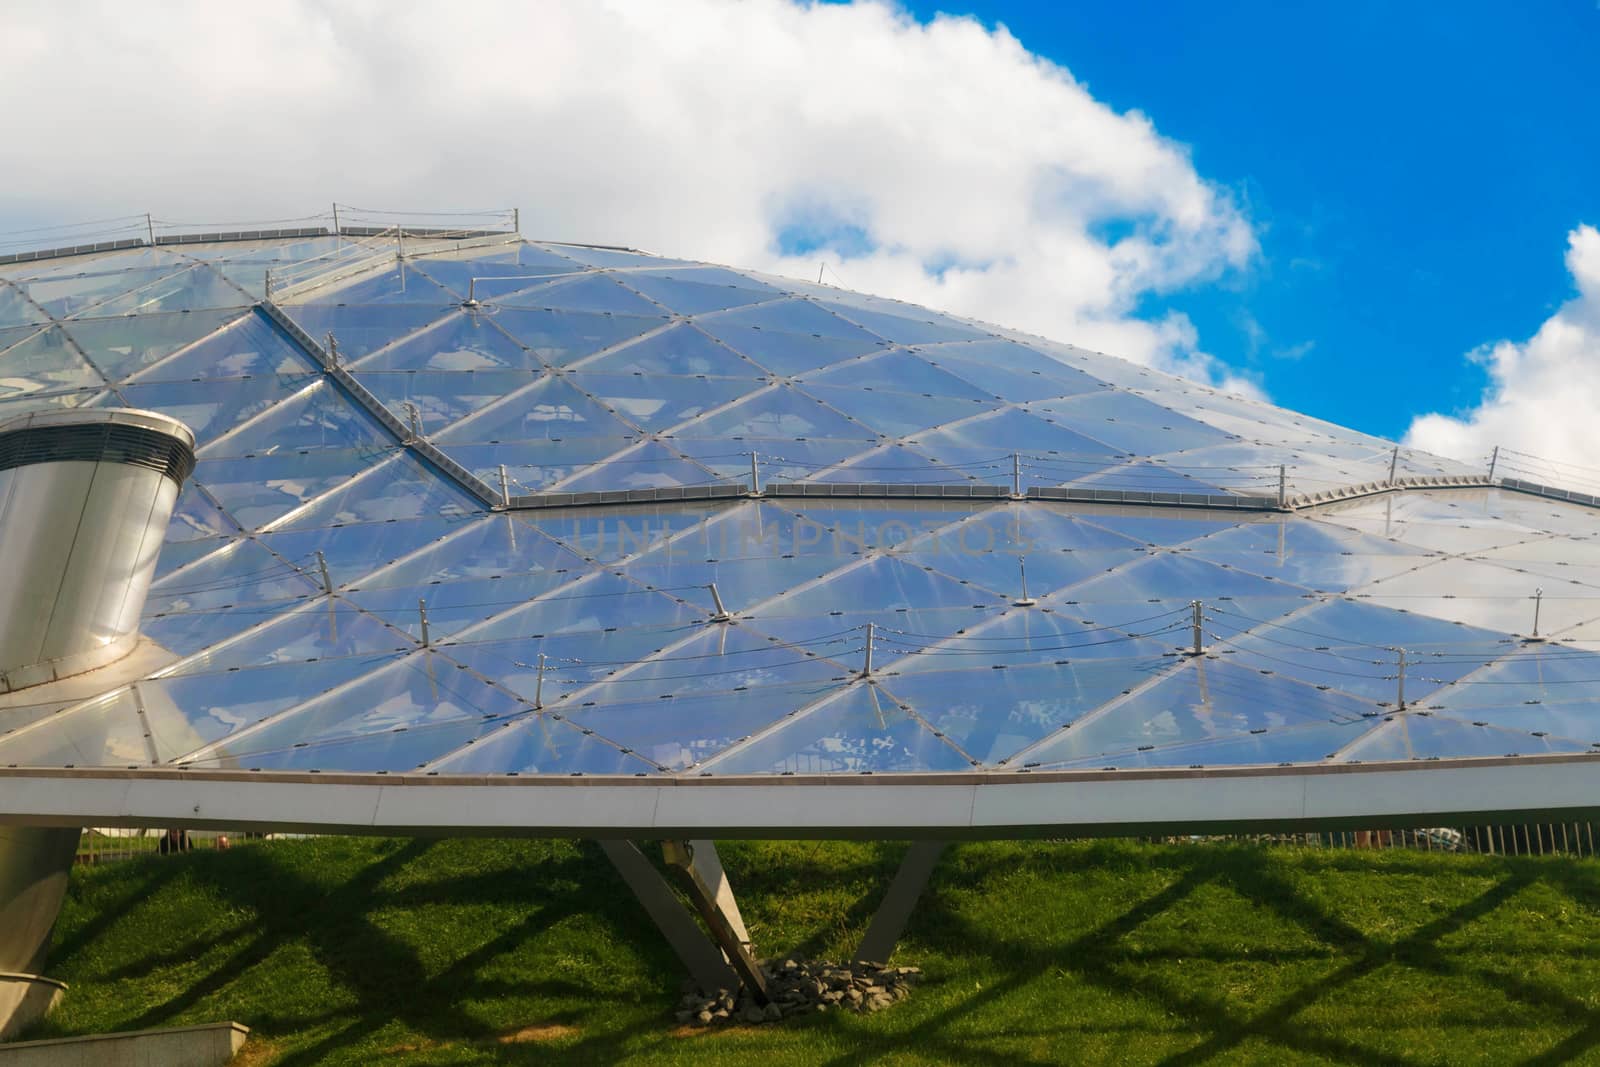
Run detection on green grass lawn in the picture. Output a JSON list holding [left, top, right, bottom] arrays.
[[24, 836, 1600, 1065]]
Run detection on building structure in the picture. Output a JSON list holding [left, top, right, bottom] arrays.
[[3, 210, 1600, 993]]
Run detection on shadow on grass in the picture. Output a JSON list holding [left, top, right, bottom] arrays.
[[42, 838, 1600, 1066]]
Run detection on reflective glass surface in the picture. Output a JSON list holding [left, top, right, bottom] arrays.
[[5, 233, 1600, 781]]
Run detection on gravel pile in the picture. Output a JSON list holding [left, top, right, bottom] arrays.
[[676, 958, 923, 1026]]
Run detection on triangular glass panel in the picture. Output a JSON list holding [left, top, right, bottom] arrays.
[[1334, 713, 1592, 762], [179, 651, 526, 771], [809, 444, 975, 486], [435, 375, 633, 443], [705, 682, 973, 774], [0, 288, 48, 329], [443, 437, 641, 492], [487, 308, 667, 368], [76, 264, 247, 317], [673, 436, 865, 483], [566, 623, 846, 703], [883, 653, 1175, 765], [701, 297, 883, 342], [287, 303, 452, 364], [130, 310, 315, 382], [533, 244, 695, 270], [570, 372, 764, 433], [618, 269, 780, 315], [292, 263, 457, 307], [1068, 461, 1235, 497], [1030, 388, 1232, 454], [276, 453, 478, 529], [257, 513, 480, 590], [698, 322, 888, 377], [170, 601, 414, 673], [1220, 599, 1514, 702], [199, 378, 392, 458], [815, 300, 989, 345], [140, 654, 410, 763], [409, 246, 586, 298], [1185, 516, 1433, 592], [759, 555, 1004, 621], [442, 621, 708, 706], [798, 385, 991, 440], [1426, 643, 1600, 715], [147, 538, 320, 615], [122, 374, 321, 446], [553, 441, 725, 493], [24, 266, 187, 318], [423, 712, 662, 775], [496, 273, 665, 317], [64, 308, 245, 381], [1056, 552, 1312, 627], [798, 348, 994, 399], [0, 326, 105, 398], [885, 607, 1174, 674], [355, 369, 542, 435], [911, 408, 1125, 466], [527, 502, 725, 563], [346, 571, 582, 642], [918, 340, 1106, 403], [566, 680, 846, 771], [343, 513, 585, 591], [575, 322, 764, 378], [1037, 719, 1367, 770], [464, 571, 703, 642], [165, 483, 240, 543], [670, 384, 875, 442], [0, 690, 154, 768], [351, 311, 538, 371], [192, 448, 382, 531], [1020, 658, 1375, 767]]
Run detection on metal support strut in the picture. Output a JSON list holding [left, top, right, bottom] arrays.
[[663, 841, 770, 1003], [1186, 600, 1204, 657], [854, 841, 946, 965]]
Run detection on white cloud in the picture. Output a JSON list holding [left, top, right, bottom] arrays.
[[1405, 225, 1600, 473], [0, 0, 1254, 384]]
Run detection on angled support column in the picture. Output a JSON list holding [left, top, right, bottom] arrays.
[[598, 840, 735, 993], [854, 841, 946, 965], [664, 840, 770, 1003]]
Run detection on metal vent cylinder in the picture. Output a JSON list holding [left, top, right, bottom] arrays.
[[0, 408, 196, 693]]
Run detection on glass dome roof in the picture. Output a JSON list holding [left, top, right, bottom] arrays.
[[2, 228, 1597, 785]]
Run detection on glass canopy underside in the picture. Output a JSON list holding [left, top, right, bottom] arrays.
[[1, 234, 1595, 779]]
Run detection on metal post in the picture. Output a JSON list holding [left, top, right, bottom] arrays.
[[498, 464, 511, 508], [315, 550, 333, 596], [1531, 588, 1544, 641], [1395, 647, 1407, 711], [862, 622, 875, 677], [1388, 445, 1400, 485], [418, 599, 431, 648], [534, 653, 546, 709], [396, 225, 405, 258], [513, 207, 520, 233], [1488, 445, 1499, 482], [466, 277, 480, 308], [818, 262, 825, 284], [708, 583, 730, 622], [263, 269, 272, 300], [1012, 559, 1036, 607], [332, 202, 340, 235], [663, 841, 770, 1004], [748, 452, 760, 496], [1012, 452, 1022, 498], [324, 332, 340, 368], [1278, 465, 1287, 509], [854, 841, 946, 965], [1189, 600, 1204, 657], [145, 213, 155, 246], [403, 401, 422, 441]]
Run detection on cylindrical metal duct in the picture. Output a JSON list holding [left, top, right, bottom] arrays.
[[0, 408, 195, 693]]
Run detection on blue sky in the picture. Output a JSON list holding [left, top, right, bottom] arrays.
[[904, 0, 1600, 441]]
